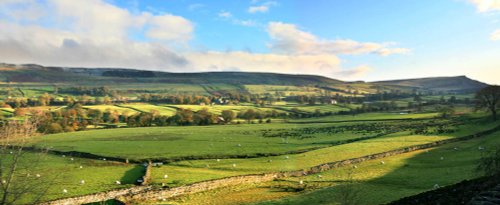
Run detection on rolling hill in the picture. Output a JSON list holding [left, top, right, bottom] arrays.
[[0, 63, 489, 94]]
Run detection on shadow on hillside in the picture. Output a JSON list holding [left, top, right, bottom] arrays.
[[120, 165, 145, 184], [261, 118, 500, 205]]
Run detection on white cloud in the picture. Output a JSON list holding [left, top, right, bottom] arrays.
[[0, 0, 191, 70], [248, 1, 277, 14], [218, 11, 232, 18], [186, 51, 341, 75], [248, 6, 269, 13], [491, 29, 500, 40], [468, 0, 500, 12], [267, 22, 410, 56], [145, 14, 193, 42]]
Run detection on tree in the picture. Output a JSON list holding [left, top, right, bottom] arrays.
[[221, 110, 236, 124], [0, 119, 53, 205], [477, 146, 500, 176], [475, 85, 500, 121]]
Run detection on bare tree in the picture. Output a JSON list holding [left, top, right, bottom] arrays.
[[476, 85, 500, 121], [0, 119, 53, 205]]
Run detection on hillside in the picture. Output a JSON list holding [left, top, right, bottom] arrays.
[[0, 63, 489, 93], [373, 76, 488, 93]]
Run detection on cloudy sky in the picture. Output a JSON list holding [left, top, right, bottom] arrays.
[[0, 0, 499, 84]]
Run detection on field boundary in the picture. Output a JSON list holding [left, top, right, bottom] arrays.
[[39, 124, 500, 205]]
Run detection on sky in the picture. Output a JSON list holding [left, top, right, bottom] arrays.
[[0, 0, 499, 84]]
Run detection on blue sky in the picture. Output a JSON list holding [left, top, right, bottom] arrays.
[[0, 0, 499, 84]]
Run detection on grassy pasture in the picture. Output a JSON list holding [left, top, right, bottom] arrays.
[[161, 119, 500, 205], [82, 105, 139, 116], [32, 123, 379, 161], [291, 112, 440, 123], [166, 104, 287, 116], [255, 129, 500, 205], [244, 85, 322, 96], [118, 104, 177, 116], [0, 152, 142, 204]]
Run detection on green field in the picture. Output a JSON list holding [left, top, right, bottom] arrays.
[[32, 123, 379, 161], [161, 120, 500, 205], [0, 151, 141, 204]]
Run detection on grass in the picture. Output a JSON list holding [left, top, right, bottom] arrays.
[[255, 129, 500, 205], [163, 119, 500, 205], [117, 103, 177, 116], [291, 112, 440, 123], [82, 105, 139, 116], [0, 151, 142, 204], [31, 123, 377, 161]]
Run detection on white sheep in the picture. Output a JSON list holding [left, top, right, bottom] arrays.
[[237, 144, 241, 147], [478, 146, 485, 150], [115, 181, 121, 185], [353, 165, 358, 169], [70, 158, 74, 161], [232, 163, 236, 167], [216, 159, 220, 162], [285, 156, 289, 159], [36, 174, 41, 178], [433, 184, 440, 189], [63, 189, 68, 193], [299, 180, 304, 185], [79, 166, 83, 169], [380, 161, 385, 165], [317, 175, 322, 178], [163, 174, 168, 179], [440, 157, 444, 160], [80, 180, 85, 185]]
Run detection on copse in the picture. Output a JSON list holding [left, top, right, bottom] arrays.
[[475, 85, 500, 121]]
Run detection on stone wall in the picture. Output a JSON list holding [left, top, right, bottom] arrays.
[[39, 125, 500, 205], [39, 186, 150, 205]]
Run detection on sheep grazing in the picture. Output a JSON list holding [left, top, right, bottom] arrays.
[[353, 165, 358, 169], [478, 146, 485, 150], [62, 155, 66, 158], [299, 180, 304, 185], [453, 147, 458, 151], [36, 174, 41, 178], [63, 189, 68, 193], [2, 180, 6, 184], [440, 157, 444, 160], [164, 174, 168, 179], [433, 184, 440, 189], [216, 159, 221, 162], [237, 144, 241, 147], [103, 158, 107, 161], [232, 163, 237, 167], [80, 180, 85, 185], [79, 166, 83, 169], [70, 158, 74, 161], [9, 151, 13, 154], [285, 156, 289, 159], [380, 161, 385, 165], [268, 159, 273, 163], [317, 175, 322, 178], [115, 181, 121, 185]]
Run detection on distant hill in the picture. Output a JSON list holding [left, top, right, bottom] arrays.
[[373, 76, 488, 93], [0, 63, 489, 93]]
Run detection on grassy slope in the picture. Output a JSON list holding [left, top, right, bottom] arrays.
[[0, 152, 142, 204], [162, 119, 500, 205], [32, 123, 379, 160]]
